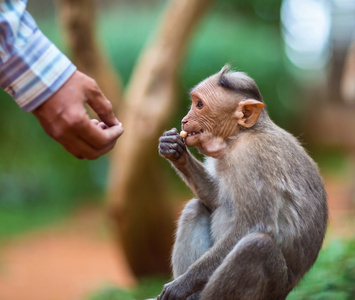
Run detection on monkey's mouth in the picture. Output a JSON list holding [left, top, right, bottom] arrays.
[[184, 129, 204, 147], [187, 129, 203, 137], [186, 129, 203, 137]]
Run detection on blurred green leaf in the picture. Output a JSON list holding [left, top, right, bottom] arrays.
[[288, 239, 355, 300]]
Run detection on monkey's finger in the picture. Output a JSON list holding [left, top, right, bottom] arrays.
[[158, 148, 183, 161], [159, 135, 182, 145], [163, 128, 179, 136], [159, 139, 185, 153], [157, 290, 165, 300], [159, 143, 186, 158], [159, 134, 185, 147], [159, 148, 182, 160], [159, 144, 183, 159]]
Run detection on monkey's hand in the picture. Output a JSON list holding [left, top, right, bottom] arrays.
[[159, 128, 188, 166], [157, 277, 194, 300]]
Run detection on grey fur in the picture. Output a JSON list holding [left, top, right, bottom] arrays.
[[157, 68, 328, 300]]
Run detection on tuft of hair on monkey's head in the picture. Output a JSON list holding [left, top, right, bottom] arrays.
[[218, 64, 264, 103]]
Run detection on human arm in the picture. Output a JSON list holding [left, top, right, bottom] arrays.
[[0, 0, 76, 111], [0, 1, 123, 159]]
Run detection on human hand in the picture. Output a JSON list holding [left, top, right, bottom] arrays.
[[32, 70, 124, 159]]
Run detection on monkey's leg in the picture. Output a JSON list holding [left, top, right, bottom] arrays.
[[200, 232, 289, 300], [172, 198, 212, 278], [186, 292, 201, 300]]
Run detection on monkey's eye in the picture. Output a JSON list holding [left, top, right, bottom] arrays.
[[196, 100, 204, 109]]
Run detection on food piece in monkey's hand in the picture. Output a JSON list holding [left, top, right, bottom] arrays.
[[180, 130, 188, 139]]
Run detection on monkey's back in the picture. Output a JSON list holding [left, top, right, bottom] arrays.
[[210, 121, 328, 285]]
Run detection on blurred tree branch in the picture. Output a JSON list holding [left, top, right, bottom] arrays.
[[107, 0, 215, 276], [55, 0, 122, 113]]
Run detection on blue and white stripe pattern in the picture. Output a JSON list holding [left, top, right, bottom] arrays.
[[0, 0, 76, 112]]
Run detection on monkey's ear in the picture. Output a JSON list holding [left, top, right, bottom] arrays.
[[236, 100, 265, 128]]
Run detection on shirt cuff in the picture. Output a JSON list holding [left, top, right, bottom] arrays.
[[0, 28, 76, 112]]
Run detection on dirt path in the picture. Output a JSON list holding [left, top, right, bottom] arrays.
[[0, 206, 136, 300], [0, 179, 353, 300]]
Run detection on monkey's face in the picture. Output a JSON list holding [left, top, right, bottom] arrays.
[[181, 69, 265, 158], [181, 75, 240, 158]]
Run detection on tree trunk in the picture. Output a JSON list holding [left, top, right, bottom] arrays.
[[106, 0, 214, 276], [55, 0, 122, 112]]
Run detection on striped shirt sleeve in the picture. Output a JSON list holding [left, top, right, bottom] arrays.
[[0, 0, 76, 112]]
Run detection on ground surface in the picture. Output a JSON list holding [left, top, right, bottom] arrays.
[[0, 207, 136, 300], [0, 179, 354, 300]]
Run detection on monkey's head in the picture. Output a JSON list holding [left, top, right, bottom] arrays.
[[182, 65, 265, 158]]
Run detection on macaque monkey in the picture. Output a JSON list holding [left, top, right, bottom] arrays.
[[157, 65, 328, 300]]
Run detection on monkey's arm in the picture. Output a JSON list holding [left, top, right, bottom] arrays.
[[159, 128, 218, 211]]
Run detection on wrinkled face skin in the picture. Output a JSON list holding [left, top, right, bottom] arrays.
[[182, 73, 241, 158]]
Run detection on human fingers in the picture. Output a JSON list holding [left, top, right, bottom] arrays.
[[59, 133, 114, 160], [56, 117, 122, 159], [91, 119, 100, 125], [83, 77, 119, 127], [43, 108, 122, 159], [72, 117, 124, 154], [91, 119, 108, 130]]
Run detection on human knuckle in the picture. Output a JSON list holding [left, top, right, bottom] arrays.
[[87, 76, 98, 89], [63, 111, 86, 128], [68, 118, 83, 129], [49, 127, 64, 140], [96, 99, 112, 115], [85, 77, 101, 96]]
